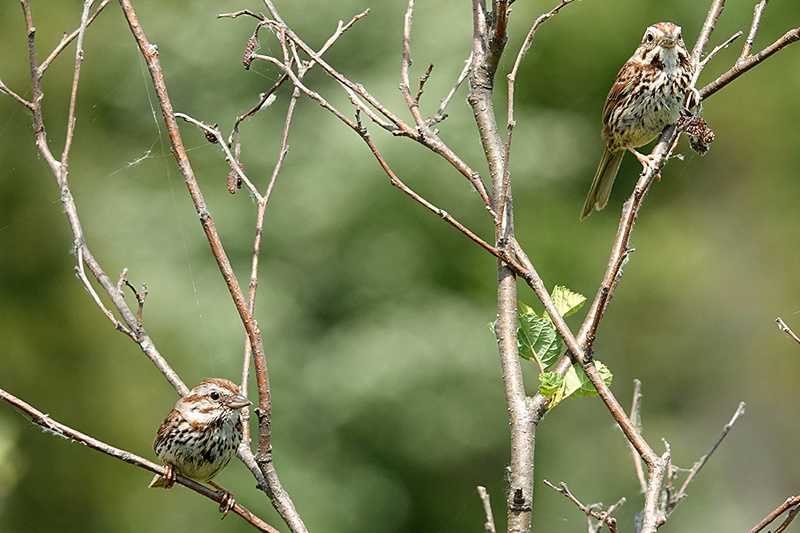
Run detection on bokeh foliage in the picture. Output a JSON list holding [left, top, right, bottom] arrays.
[[1, 1, 799, 531]]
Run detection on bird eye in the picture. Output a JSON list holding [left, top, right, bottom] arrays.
[[210, 391, 220, 401], [645, 32, 655, 44]]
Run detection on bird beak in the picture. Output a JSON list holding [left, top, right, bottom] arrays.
[[661, 35, 676, 48], [227, 393, 252, 409]]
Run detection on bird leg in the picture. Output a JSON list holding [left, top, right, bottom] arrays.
[[209, 481, 236, 518], [625, 144, 661, 180]]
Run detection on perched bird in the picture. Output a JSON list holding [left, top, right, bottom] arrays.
[[149, 378, 251, 515], [581, 22, 694, 220]]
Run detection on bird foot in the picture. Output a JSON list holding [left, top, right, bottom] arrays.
[[625, 144, 653, 168], [209, 481, 236, 518], [161, 463, 177, 489]]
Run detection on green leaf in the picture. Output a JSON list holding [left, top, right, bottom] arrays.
[[517, 311, 562, 367], [543, 361, 614, 408], [552, 285, 587, 319], [570, 360, 613, 397], [538, 372, 563, 400]]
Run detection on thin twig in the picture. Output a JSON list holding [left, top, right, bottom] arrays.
[[774, 504, 800, 533], [701, 26, 800, 99], [503, 0, 577, 230], [74, 249, 133, 337], [693, 0, 726, 64], [173, 113, 261, 199], [0, 79, 34, 109], [700, 31, 743, 68], [741, 0, 770, 62], [776, 317, 800, 344], [61, 0, 94, 174], [415, 63, 434, 103], [430, 54, 471, 125], [543, 480, 624, 533], [39, 0, 112, 72], [229, 73, 288, 145], [628, 380, 647, 493], [668, 402, 746, 511], [0, 387, 279, 533], [477, 486, 497, 533], [749, 495, 800, 533]]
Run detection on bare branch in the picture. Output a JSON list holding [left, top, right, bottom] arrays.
[[640, 451, 669, 532], [74, 250, 133, 337], [700, 31, 743, 68], [700, 27, 800, 100], [0, 78, 34, 109], [628, 380, 647, 493], [477, 486, 497, 533], [174, 113, 261, 199], [750, 495, 800, 533], [668, 402, 746, 511], [774, 505, 800, 533], [776, 317, 800, 344], [38, 0, 112, 73], [502, 0, 577, 226], [543, 480, 624, 533], [430, 53, 471, 125], [415, 63, 434, 104], [693, 0, 726, 63], [741, 0, 770, 61]]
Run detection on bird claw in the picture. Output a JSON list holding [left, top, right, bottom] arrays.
[[218, 490, 235, 518], [162, 463, 176, 489], [209, 481, 236, 518]]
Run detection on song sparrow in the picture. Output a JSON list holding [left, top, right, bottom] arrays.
[[580, 22, 694, 219], [149, 378, 251, 515]]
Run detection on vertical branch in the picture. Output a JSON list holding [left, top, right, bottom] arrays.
[[740, 0, 769, 62], [61, 0, 93, 168], [468, 2, 534, 532]]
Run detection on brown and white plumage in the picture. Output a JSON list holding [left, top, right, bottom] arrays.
[[581, 22, 693, 219], [149, 378, 251, 489]]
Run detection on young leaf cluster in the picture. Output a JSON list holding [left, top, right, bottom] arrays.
[[516, 286, 612, 406]]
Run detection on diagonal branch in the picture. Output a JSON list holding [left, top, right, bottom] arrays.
[[700, 26, 800, 99], [13, 0, 187, 395], [117, 2, 304, 530], [667, 402, 746, 512], [750, 495, 800, 533]]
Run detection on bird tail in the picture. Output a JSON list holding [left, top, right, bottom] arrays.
[[580, 148, 624, 220]]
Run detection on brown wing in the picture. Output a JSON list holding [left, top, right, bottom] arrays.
[[601, 56, 641, 137], [153, 408, 179, 453]]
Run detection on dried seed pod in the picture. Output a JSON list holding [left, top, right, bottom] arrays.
[[227, 163, 244, 194], [243, 36, 256, 70], [205, 124, 219, 144]]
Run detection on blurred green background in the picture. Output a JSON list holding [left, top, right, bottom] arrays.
[[1, 0, 799, 531]]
